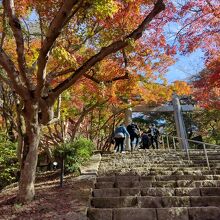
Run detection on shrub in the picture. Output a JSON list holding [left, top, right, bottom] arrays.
[[0, 133, 18, 190], [53, 136, 95, 172]]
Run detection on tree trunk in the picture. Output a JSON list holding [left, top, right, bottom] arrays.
[[17, 104, 41, 203]]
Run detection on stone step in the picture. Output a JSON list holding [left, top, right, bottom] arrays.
[[93, 187, 220, 197], [99, 166, 216, 171], [148, 170, 220, 176], [95, 180, 220, 189], [100, 162, 219, 167], [108, 164, 217, 168], [101, 157, 220, 163], [101, 153, 220, 159], [96, 175, 220, 183], [91, 196, 220, 208], [98, 169, 220, 177], [87, 207, 220, 220]]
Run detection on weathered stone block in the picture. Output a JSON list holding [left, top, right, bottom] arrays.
[[190, 196, 220, 207], [120, 188, 141, 196], [137, 196, 162, 208], [156, 175, 177, 181], [140, 176, 156, 181], [195, 180, 218, 187], [87, 208, 112, 220], [177, 180, 196, 188], [141, 188, 175, 196], [96, 176, 115, 182], [113, 208, 157, 220], [93, 188, 120, 197], [157, 208, 189, 220], [116, 175, 139, 182], [139, 181, 152, 188], [201, 187, 220, 196], [95, 182, 114, 189], [115, 181, 132, 188], [152, 181, 177, 188], [91, 197, 137, 208], [175, 188, 200, 196], [161, 196, 190, 207], [188, 207, 220, 220]]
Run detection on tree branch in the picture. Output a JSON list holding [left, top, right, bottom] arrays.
[[36, 0, 80, 97], [2, 0, 30, 89], [50, 0, 165, 99], [0, 9, 6, 48], [46, 68, 75, 83], [0, 47, 28, 98], [83, 72, 129, 84]]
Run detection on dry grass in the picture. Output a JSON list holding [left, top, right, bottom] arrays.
[[0, 171, 94, 220]]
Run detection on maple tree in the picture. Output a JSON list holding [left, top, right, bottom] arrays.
[[0, 0, 169, 202], [192, 58, 220, 110], [0, 0, 217, 203], [167, 0, 220, 109], [170, 0, 219, 61]]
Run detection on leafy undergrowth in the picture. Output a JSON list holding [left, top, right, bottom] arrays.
[[0, 171, 94, 220]]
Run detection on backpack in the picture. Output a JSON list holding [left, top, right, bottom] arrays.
[[114, 126, 125, 138], [151, 128, 159, 137]]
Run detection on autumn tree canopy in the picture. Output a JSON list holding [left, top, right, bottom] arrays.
[[192, 58, 220, 110], [0, 0, 219, 203]]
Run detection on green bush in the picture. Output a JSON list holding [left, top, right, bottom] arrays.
[[0, 133, 18, 190], [53, 136, 95, 172]]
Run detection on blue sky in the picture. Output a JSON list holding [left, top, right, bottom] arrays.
[[163, 20, 206, 83], [165, 49, 205, 83]]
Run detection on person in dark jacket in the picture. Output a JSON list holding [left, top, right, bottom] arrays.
[[127, 122, 140, 151], [114, 124, 130, 153], [147, 123, 160, 149], [141, 131, 151, 149]]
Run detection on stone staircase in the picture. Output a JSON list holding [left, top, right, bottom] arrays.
[[87, 149, 220, 220]]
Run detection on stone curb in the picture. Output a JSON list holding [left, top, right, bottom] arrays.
[[80, 153, 102, 176]]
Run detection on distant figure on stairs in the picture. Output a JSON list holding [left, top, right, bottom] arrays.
[[147, 123, 160, 149], [114, 124, 130, 153], [140, 131, 151, 149], [127, 122, 140, 151]]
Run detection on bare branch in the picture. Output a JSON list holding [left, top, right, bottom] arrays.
[[2, 0, 30, 89], [36, 0, 81, 97], [50, 0, 165, 99]]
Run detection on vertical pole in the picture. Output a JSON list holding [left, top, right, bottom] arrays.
[[186, 148, 190, 163], [173, 137, 176, 150], [172, 94, 189, 151], [166, 135, 170, 150], [203, 143, 210, 170], [60, 157, 64, 187], [125, 105, 132, 151], [162, 135, 165, 149]]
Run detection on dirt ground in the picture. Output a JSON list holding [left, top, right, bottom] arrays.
[[0, 171, 95, 220]]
